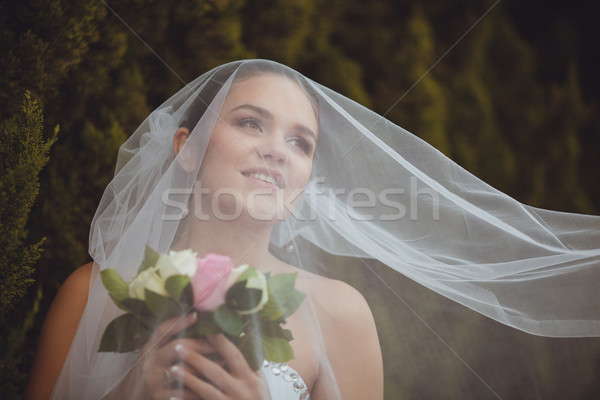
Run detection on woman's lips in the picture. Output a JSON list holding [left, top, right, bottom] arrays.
[[241, 168, 285, 189]]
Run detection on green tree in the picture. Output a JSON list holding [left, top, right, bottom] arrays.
[[0, 92, 56, 399], [0, 1, 107, 120], [0, 3, 129, 396], [391, 6, 450, 154], [443, 11, 518, 194], [2, 1, 598, 398]]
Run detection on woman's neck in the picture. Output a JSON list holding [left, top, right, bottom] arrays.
[[174, 215, 279, 270]]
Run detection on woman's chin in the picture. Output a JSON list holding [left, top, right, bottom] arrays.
[[194, 207, 289, 226], [244, 207, 290, 225]]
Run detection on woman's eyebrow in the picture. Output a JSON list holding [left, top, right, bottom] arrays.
[[230, 103, 317, 140], [229, 104, 273, 120], [295, 124, 318, 142]]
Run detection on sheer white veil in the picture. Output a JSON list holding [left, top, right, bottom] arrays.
[[51, 59, 600, 399]]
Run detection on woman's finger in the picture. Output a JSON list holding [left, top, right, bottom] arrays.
[[172, 340, 269, 399], [160, 363, 209, 400], [158, 386, 200, 400], [206, 334, 253, 377], [168, 360, 225, 400], [145, 312, 198, 350], [144, 385, 198, 400], [204, 335, 269, 398], [155, 336, 217, 368], [164, 391, 199, 400]]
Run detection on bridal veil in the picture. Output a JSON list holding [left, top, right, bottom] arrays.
[[51, 59, 600, 399]]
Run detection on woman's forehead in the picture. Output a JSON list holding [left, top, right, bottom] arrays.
[[228, 73, 308, 100], [224, 74, 319, 133]]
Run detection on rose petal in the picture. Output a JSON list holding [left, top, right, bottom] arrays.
[[191, 254, 233, 311]]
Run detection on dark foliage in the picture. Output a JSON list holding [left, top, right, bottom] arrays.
[[1, 1, 598, 398]]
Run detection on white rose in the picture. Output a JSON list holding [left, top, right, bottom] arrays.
[[227, 264, 250, 285], [156, 249, 198, 279], [237, 267, 269, 315], [128, 267, 168, 300]]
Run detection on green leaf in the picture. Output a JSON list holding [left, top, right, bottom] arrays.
[[145, 290, 181, 320], [98, 313, 152, 352], [183, 312, 221, 336], [268, 273, 297, 298], [281, 289, 306, 319], [237, 331, 264, 371], [259, 319, 293, 341], [260, 273, 306, 320], [236, 265, 258, 282], [138, 245, 160, 274], [281, 328, 294, 342], [267, 274, 299, 308], [262, 336, 294, 363], [214, 305, 243, 336], [226, 282, 263, 312], [109, 293, 133, 313], [165, 275, 190, 302], [259, 299, 284, 321], [236, 330, 295, 370], [120, 297, 152, 318], [179, 282, 194, 307], [100, 268, 129, 301]]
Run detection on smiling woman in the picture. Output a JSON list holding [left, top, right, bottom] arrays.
[[175, 74, 318, 225], [25, 60, 600, 400]]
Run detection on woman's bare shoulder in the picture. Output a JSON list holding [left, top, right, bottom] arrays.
[[46, 261, 95, 323], [50, 262, 96, 311], [270, 258, 374, 325], [296, 269, 373, 323], [64, 261, 95, 291], [24, 262, 95, 400], [295, 270, 384, 399]]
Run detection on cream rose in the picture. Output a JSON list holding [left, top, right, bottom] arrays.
[[236, 266, 269, 315], [128, 267, 168, 300], [156, 249, 198, 279], [227, 264, 250, 285]]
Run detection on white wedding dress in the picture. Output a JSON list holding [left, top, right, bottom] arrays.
[[262, 361, 310, 400]]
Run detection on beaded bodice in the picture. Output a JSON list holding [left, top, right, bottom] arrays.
[[262, 360, 310, 400]]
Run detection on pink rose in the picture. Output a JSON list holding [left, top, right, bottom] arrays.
[[191, 253, 233, 311]]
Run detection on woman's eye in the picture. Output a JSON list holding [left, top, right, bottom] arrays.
[[237, 118, 263, 132], [289, 137, 314, 155]]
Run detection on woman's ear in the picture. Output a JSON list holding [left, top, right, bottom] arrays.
[[173, 127, 198, 173], [173, 127, 190, 156]]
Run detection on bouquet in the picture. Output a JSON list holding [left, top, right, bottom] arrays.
[[98, 246, 306, 370]]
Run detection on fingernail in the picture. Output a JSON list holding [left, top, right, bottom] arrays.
[[171, 365, 184, 378], [175, 344, 189, 357], [190, 311, 198, 321]]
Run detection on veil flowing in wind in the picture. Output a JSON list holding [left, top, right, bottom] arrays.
[[51, 60, 600, 399]]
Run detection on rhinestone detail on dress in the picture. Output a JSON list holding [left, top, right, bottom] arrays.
[[263, 360, 310, 399]]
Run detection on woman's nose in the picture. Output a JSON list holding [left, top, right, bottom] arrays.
[[257, 136, 288, 164]]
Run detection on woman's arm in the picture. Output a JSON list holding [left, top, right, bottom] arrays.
[[24, 262, 95, 400], [311, 280, 384, 400]]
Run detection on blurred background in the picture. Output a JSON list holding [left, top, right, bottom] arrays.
[[1, 0, 599, 398]]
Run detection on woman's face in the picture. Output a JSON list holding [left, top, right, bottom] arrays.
[[195, 73, 318, 223]]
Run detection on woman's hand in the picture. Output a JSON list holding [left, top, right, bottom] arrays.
[[167, 333, 271, 400], [107, 312, 209, 400]]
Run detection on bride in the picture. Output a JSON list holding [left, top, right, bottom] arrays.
[[25, 60, 383, 399], [25, 60, 600, 399]]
